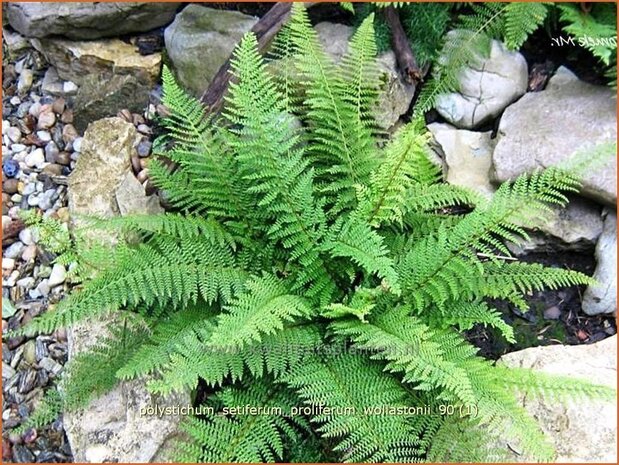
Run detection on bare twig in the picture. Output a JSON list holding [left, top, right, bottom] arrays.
[[200, 2, 293, 113], [383, 5, 423, 84]]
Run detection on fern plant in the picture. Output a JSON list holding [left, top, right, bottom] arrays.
[[12, 4, 614, 462]]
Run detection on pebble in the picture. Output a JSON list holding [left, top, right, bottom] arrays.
[[56, 208, 70, 223], [19, 228, 39, 246], [28, 102, 41, 118], [11, 143, 26, 153], [72, 137, 83, 152], [42, 164, 63, 176], [16, 102, 32, 118], [543, 306, 562, 320], [4, 242, 25, 260], [54, 151, 71, 166], [17, 69, 33, 94], [63, 81, 78, 94], [2, 257, 16, 271], [36, 130, 51, 142], [60, 109, 73, 124], [21, 245, 37, 262], [136, 139, 152, 157], [61, 124, 78, 144], [7, 127, 22, 143], [51, 98, 65, 115], [47, 264, 66, 287], [3, 160, 20, 178], [37, 110, 56, 130], [39, 357, 62, 375], [16, 277, 35, 289], [12, 444, 35, 463], [24, 148, 45, 168], [35, 279, 50, 297], [3, 178, 19, 194], [44, 142, 59, 162]]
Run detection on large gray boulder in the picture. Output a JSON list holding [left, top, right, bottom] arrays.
[[435, 32, 528, 129], [498, 336, 617, 463], [7, 2, 180, 39], [493, 67, 617, 206], [583, 210, 617, 316], [66, 118, 181, 463], [507, 196, 603, 254], [164, 5, 258, 97]]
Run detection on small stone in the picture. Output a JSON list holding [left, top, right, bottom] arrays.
[[72, 137, 83, 152], [37, 110, 56, 130], [4, 242, 25, 259], [54, 151, 71, 166], [52, 98, 66, 115], [42, 164, 63, 176], [7, 127, 22, 143], [61, 124, 78, 144], [17, 69, 33, 94], [3, 160, 20, 178], [60, 109, 73, 124], [2, 257, 16, 271], [24, 148, 45, 168], [63, 81, 78, 94], [48, 263, 66, 287], [21, 244, 37, 262], [22, 429, 37, 445], [137, 169, 149, 184], [28, 102, 42, 118], [35, 279, 50, 297], [3, 178, 19, 195], [44, 141, 60, 163], [16, 277, 35, 289], [19, 228, 39, 246], [39, 356, 62, 375], [12, 444, 35, 463], [543, 306, 561, 320], [137, 124, 151, 135], [56, 207, 70, 223], [136, 139, 152, 157], [2, 361, 16, 379], [36, 130, 51, 142]]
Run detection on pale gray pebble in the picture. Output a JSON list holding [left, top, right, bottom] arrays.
[[45, 142, 59, 163], [35, 279, 50, 297], [37, 130, 52, 142], [39, 357, 62, 375], [16, 276, 35, 289], [4, 241, 25, 259], [72, 137, 83, 152]]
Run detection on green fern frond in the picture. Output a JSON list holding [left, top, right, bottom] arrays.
[[19, 236, 246, 336], [426, 300, 516, 343], [208, 274, 314, 350], [284, 352, 422, 463], [13, 388, 63, 434], [176, 379, 307, 463]]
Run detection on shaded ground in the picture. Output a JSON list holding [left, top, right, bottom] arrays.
[[467, 250, 617, 360]]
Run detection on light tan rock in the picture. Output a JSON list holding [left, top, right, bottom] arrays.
[[31, 37, 161, 87], [499, 336, 617, 462], [66, 118, 179, 463], [427, 122, 495, 196]]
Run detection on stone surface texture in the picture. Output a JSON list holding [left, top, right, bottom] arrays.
[[7, 2, 180, 39], [164, 5, 258, 97], [427, 122, 495, 196], [583, 210, 617, 315], [493, 67, 617, 205], [499, 336, 617, 463], [66, 118, 177, 462], [435, 33, 528, 129]]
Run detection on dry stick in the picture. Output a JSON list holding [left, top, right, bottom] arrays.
[[200, 2, 293, 113], [383, 5, 423, 84]]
